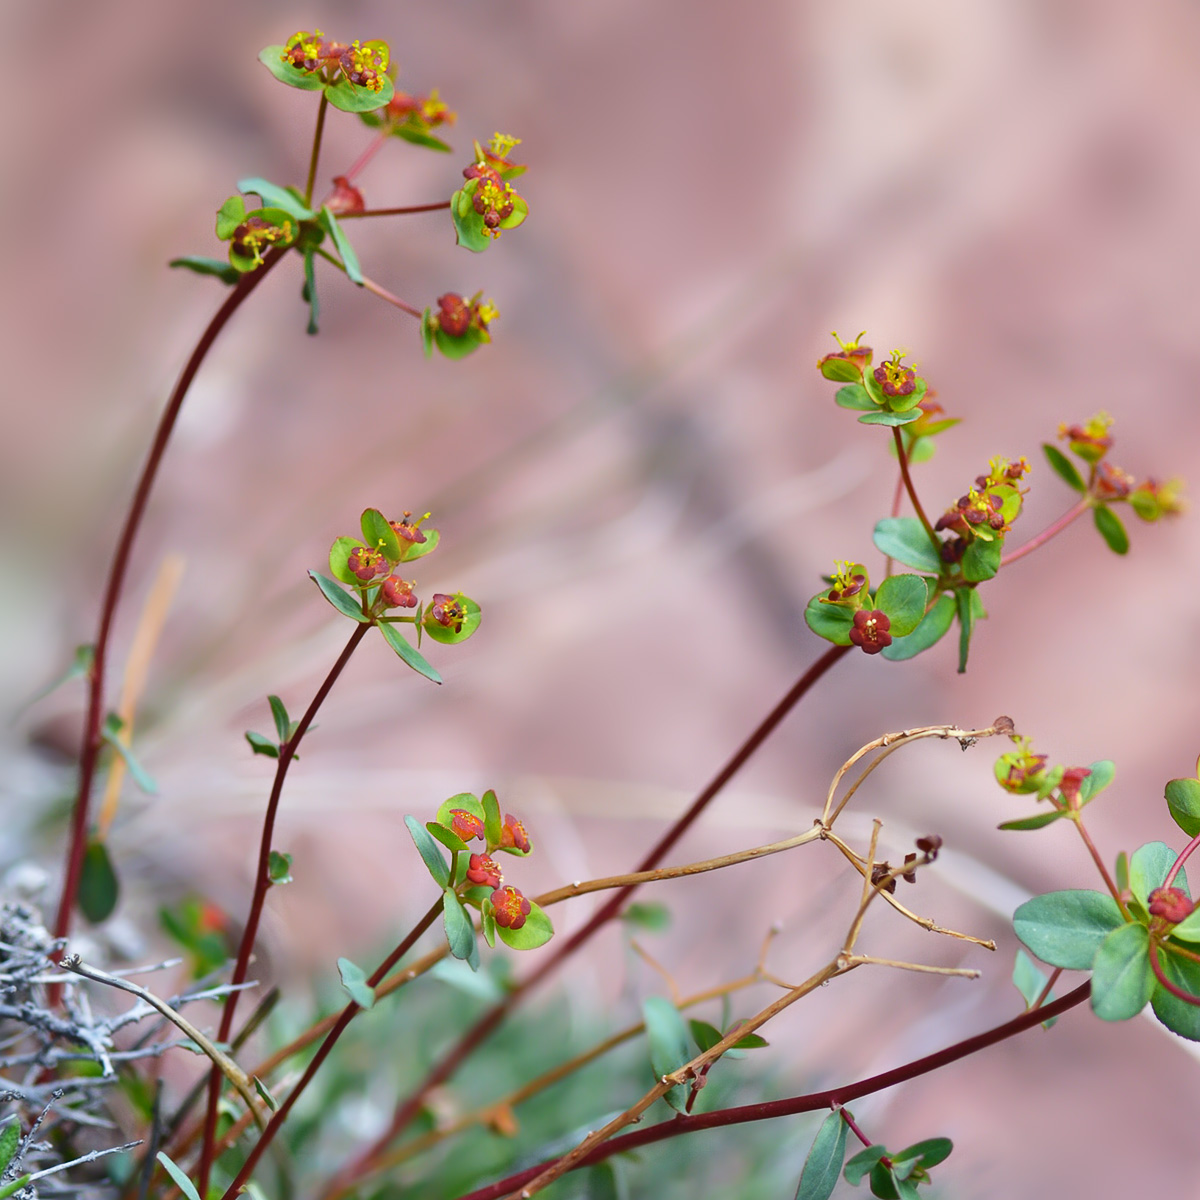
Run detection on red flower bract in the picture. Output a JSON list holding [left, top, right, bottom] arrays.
[[848, 609, 892, 655], [466, 853, 502, 888], [492, 885, 531, 930]]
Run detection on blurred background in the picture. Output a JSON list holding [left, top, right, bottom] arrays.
[[3, 0, 1200, 1196]]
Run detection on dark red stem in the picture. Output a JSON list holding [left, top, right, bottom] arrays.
[[319, 643, 851, 1198], [196, 620, 370, 1193], [1148, 941, 1200, 1006], [452, 982, 1091, 1200], [999, 495, 1090, 568], [891, 427, 939, 552], [54, 252, 284, 951], [340, 201, 453, 219], [838, 1108, 872, 1148], [216, 898, 445, 1200]]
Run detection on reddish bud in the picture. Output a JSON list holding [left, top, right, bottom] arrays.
[[499, 814, 531, 854], [327, 175, 365, 216], [467, 853, 502, 888], [435, 293, 472, 338], [448, 809, 485, 841], [380, 575, 417, 609], [1149, 887, 1195, 925], [491, 884, 532, 929], [848, 609, 892, 655], [1057, 766, 1092, 806]]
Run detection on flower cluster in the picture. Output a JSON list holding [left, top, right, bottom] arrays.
[[279, 31, 389, 94], [451, 134, 529, 252], [808, 561, 927, 658], [993, 735, 1116, 829], [819, 334, 929, 423], [360, 84, 458, 151], [934, 457, 1029, 563], [422, 292, 498, 360]]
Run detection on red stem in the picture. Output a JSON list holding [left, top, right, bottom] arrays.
[[196, 621, 370, 1194], [1164, 829, 1200, 890], [1071, 816, 1124, 909], [891, 427, 939, 552], [999, 496, 1090, 568], [839, 1108, 872, 1148], [451, 982, 1091, 1200], [340, 201, 453, 219], [216, 898, 446, 1200], [343, 131, 388, 184], [319, 643, 852, 1199], [54, 251, 284, 951], [1148, 941, 1200, 1007]]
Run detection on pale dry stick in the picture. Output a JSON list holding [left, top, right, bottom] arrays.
[[821, 828, 997, 950], [822, 719, 1015, 828], [97, 554, 185, 838], [842, 955, 980, 979], [60, 957, 268, 1129], [359, 970, 767, 1177], [500, 831, 966, 1200]]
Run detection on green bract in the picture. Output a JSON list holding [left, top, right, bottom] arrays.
[[1013, 890, 1124, 969], [423, 593, 481, 644], [1165, 776, 1200, 837], [258, 42, 396, 112], [642, 996, 691, 1114]]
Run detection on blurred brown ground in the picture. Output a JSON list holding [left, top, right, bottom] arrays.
[[4, 1, 1200, 1196]]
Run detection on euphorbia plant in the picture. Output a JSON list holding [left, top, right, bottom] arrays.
[[8, 24, 1196, 1200]]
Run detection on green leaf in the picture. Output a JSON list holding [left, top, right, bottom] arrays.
[[379, 622, 443, 684], [399, 526, 440, 563], [253, 1075, 280, 1112], [337, 957, 376, 1009], [1150, 948, 1200, 1039], [328, 537, 365, 586], [433, 324, 489, 360], [998, 809, 1066, 831], [1093, 504, 1129, 555], [360, 508, 402, 561], [267, 695, 290, 743], [442, 889, 478, 964], [324, 74, 396, 114], [1166, 777, 1200, 837], [494, 899, 554, 950], [1012, 949, 1057, 1028], [215, 195, 247, 240], [156, 1154, 201, 1200], [437, 792, 485, 829], [642, 996, 691, 1113], [1091, 922, 1153, 1021], [78, 838, 119, 923], [1079, 760, 1115, 803], [169, 256, 240, 285], [308, 571, 369, 621], [257, 44, 325, 91], [834, 384, 875, 411], [1168, 906, 1200, 942], [0, 1121, 17, 1173], [1116, 851, 1129, 893], [392, 125, 454, 152], [482, 905, 497, 948], [0, 1178, 31, 1200], [961, 534, 1003, 582], [421, 307, 435, 358], [100, 714, 158, 794], [881, 590, 954, 661], [1013, 889, 1124, 969], [955, 587, 975, 674], [422, 593, 482, 644], [405, 815, 450, 888], [482, 788, 503, 848], [426, 821, 471, 855], [820, 356, 863, 383], [303, 248, 319, 335], [844, 1145, 889, 1186], [245, 731, 279, 758], [236, 177, 315, 221], [857, 408, 922, 427], [803, 594, 855, 646], [1042, 443, 1087, 492], [268, 850, 293, 885], [1130, 841, 1189, 909], [320, 207, 364, 285], [689, 1020, 723, 1052], [873, 574, 926, 637], [731, 1030, 768, 1049], [622, 901, 671, 933], [893, 1137, 952, 1170], [450, 187, 493, 252], [873, 517, 944, 573], [794, 1110, 849, 1200]]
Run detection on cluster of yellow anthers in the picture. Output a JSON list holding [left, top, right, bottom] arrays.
[[232, 215, 295, 268], [282, 30, 389, 93]]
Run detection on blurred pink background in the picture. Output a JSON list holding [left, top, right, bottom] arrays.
[[4, 1, 1200, 1196]]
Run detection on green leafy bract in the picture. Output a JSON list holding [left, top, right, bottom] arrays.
[[642, 996, 691, 1113], [873, 574, 927, 637], [1042, 443, 1086, 492], [427, 821, 471, 856], [361, 508, 402, 561], [268, 850, 293, 885], [1013, 889, 1124, 969], [873, 518, 944, 574], [236, 177, 315, 221], [820, 357, 863, 383], [1090, 922, 1153, 1021], [622, 901, 671, 932], [437, 792, 485, 830], [843, 1146, 888, 1185], [804, 594, 854, 646], [881, 591, 954, 661], [998, 810, 1065, 832], [961, 535, 1003, 582], [244, 730, 278, 758], [309, 570, 369, 621], [379, 621, 443, 684], [1093, 504, 1129, 554], [443, 889, 479, 968], [101, 714, 158, 794], [494, 900, 554, 951], [1079, 760, 1115, 803], [1151, 949, 1200, 1039], [834, 384, 875, 411], [1129, 841, 1189, 909], [169, 256, 240, 285], [406, 815, 450, 888], [794, 1110, 849, 1200], [423, 594, 482, 644], [482, 789, 503, 848], [451, 185, 493, 252], [258, 45, 325, 91], [329, 537, 365, 586], [303, 247, 319, 335], [325, 73, 396, 113], [1011, 948, 1057, 1028], [320, 207, 364, 284], [337, 957, 376, 1009], [268, 695, 290, 743], [79, 838, 119, 924], [156, 1152, 202, 1200], [1165, 777, 1200, 837], [857, 408, 922, 427]]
